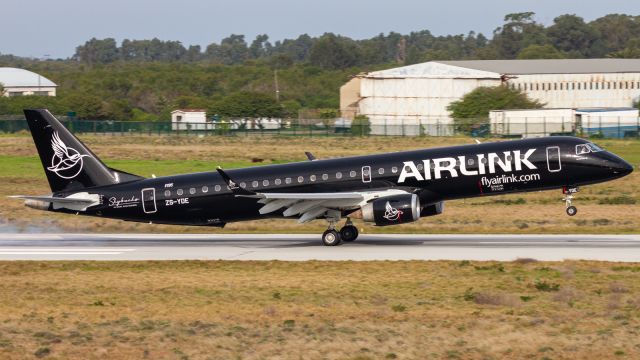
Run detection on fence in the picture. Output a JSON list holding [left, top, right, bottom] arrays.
[[0, 117, 638, 139]]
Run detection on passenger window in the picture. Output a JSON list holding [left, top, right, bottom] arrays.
[[322, 174, 328, 180], [467, 158, 474, 166], [350, 170, 357, 178], [263, 180, 269, 186], [391, 166, 398, 174], [297, 176, 304, 183], [310, 175, 316, 182], [215, 185, 221, 192], [164, 190, 171, 197], [240, 182, 246, 188], [285, 178, 292, 184], [252, 181, 259, 188], [202, 186, 208, 193], [378, 168, 384, 175], [177, 189, 184, 196], [336, 172, 343, 179], [189, 188, 195, 195], [275, 179, 281, 185], [417, 163, 423, 171]]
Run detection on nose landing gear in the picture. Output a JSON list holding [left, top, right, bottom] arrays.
[[563, 186, 579, 216]]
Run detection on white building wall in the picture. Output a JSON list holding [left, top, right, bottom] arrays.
[[171, 111, 208, 130], [508, 73, 640, 109], [2, 86, 56, 97]]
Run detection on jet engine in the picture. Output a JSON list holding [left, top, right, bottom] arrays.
[[362, 194, 420, 226]]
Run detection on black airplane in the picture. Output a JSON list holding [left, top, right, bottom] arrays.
[[11, 109, 634, 245]]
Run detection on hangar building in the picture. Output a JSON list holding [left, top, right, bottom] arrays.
[[0, 67, 57, 97], [340, 59, 640, 135]]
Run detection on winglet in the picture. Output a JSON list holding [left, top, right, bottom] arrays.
[[304, 151, 317, 161], [216, 167, 256, 196]]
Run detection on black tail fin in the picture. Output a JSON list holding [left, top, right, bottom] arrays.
[[24, 109, 144, 193]]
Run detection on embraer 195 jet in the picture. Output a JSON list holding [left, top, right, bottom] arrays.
[[12, 109, 633, 245]]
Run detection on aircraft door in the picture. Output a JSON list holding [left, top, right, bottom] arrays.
[[141, 188, 157, 214], [362, 166, 371, 183], [546, 146, 561, 172]]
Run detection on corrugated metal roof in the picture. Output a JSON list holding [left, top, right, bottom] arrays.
[[0, 67, 57, 87], [438, 59, 640, 75], [365, 61, 501, 79]]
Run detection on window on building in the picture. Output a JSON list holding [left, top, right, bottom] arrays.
[[33, 91, 49, 96], [176, 115, 182, 122], [8, 92, 24, 97]]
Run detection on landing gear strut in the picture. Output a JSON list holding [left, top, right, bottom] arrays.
[[340, 218, 359, 242], [563, 186, 579, 216]]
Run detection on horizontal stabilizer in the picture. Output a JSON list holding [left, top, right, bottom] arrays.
[[9, 192, 100, 211]]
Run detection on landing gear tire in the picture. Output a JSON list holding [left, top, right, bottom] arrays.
[[322, 230, 342, 246], [340, 225, 359, 242], [566, 206, 578, 216]]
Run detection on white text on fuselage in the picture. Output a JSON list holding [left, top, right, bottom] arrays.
[[398, 149, 537, 183]]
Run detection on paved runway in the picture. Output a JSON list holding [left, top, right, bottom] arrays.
[[0, 233, 639, 261]]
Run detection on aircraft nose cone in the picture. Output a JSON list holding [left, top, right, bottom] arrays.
[[618, 159, 634, 176]]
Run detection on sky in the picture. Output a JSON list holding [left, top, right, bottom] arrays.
[[2, 0, 639, 58]]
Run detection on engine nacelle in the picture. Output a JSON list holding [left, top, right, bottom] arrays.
[[362, 194, 420, 226], [421, 201, 445, 217]]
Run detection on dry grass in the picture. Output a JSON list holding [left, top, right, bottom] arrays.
[[0, 260, 639, 359], [1, 135, 639, 234]]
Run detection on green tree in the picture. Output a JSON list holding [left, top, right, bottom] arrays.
[[589, 14, 640, 56], [447, 86, 543, 133], [213, 92, 282, 118], [491, 12, 547, 59], [609, 38, 640, 58], [517, 44, 565, 59], [547, 15, 600, 57], [309, 33, 360, 69], [74, 38, 119, 64]]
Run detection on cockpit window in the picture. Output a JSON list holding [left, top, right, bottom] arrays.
[[587, 143, 604, 152], [576, 143, 604, 155], [576, 144, 590, 155]]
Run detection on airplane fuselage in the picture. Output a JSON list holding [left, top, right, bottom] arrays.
[[48, 136, 632, 227]]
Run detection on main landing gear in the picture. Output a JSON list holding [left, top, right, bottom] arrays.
[[563, 186, 579, 216], [321, 217, 359, 246]]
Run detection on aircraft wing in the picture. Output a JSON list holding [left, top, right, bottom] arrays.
[[254, 189, 409, 223]]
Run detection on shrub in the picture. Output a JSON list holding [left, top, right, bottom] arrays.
[[352, 115, 371, 136], [534, 280, 560, 292]]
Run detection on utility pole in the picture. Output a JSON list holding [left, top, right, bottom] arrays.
[[274, 69, 280, 102]]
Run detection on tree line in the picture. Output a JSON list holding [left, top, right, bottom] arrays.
[[71, 13, 640, 67], [0, 12, 639, 120]]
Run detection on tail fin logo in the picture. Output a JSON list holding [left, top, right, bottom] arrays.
[[47, 132, 89, 179]]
